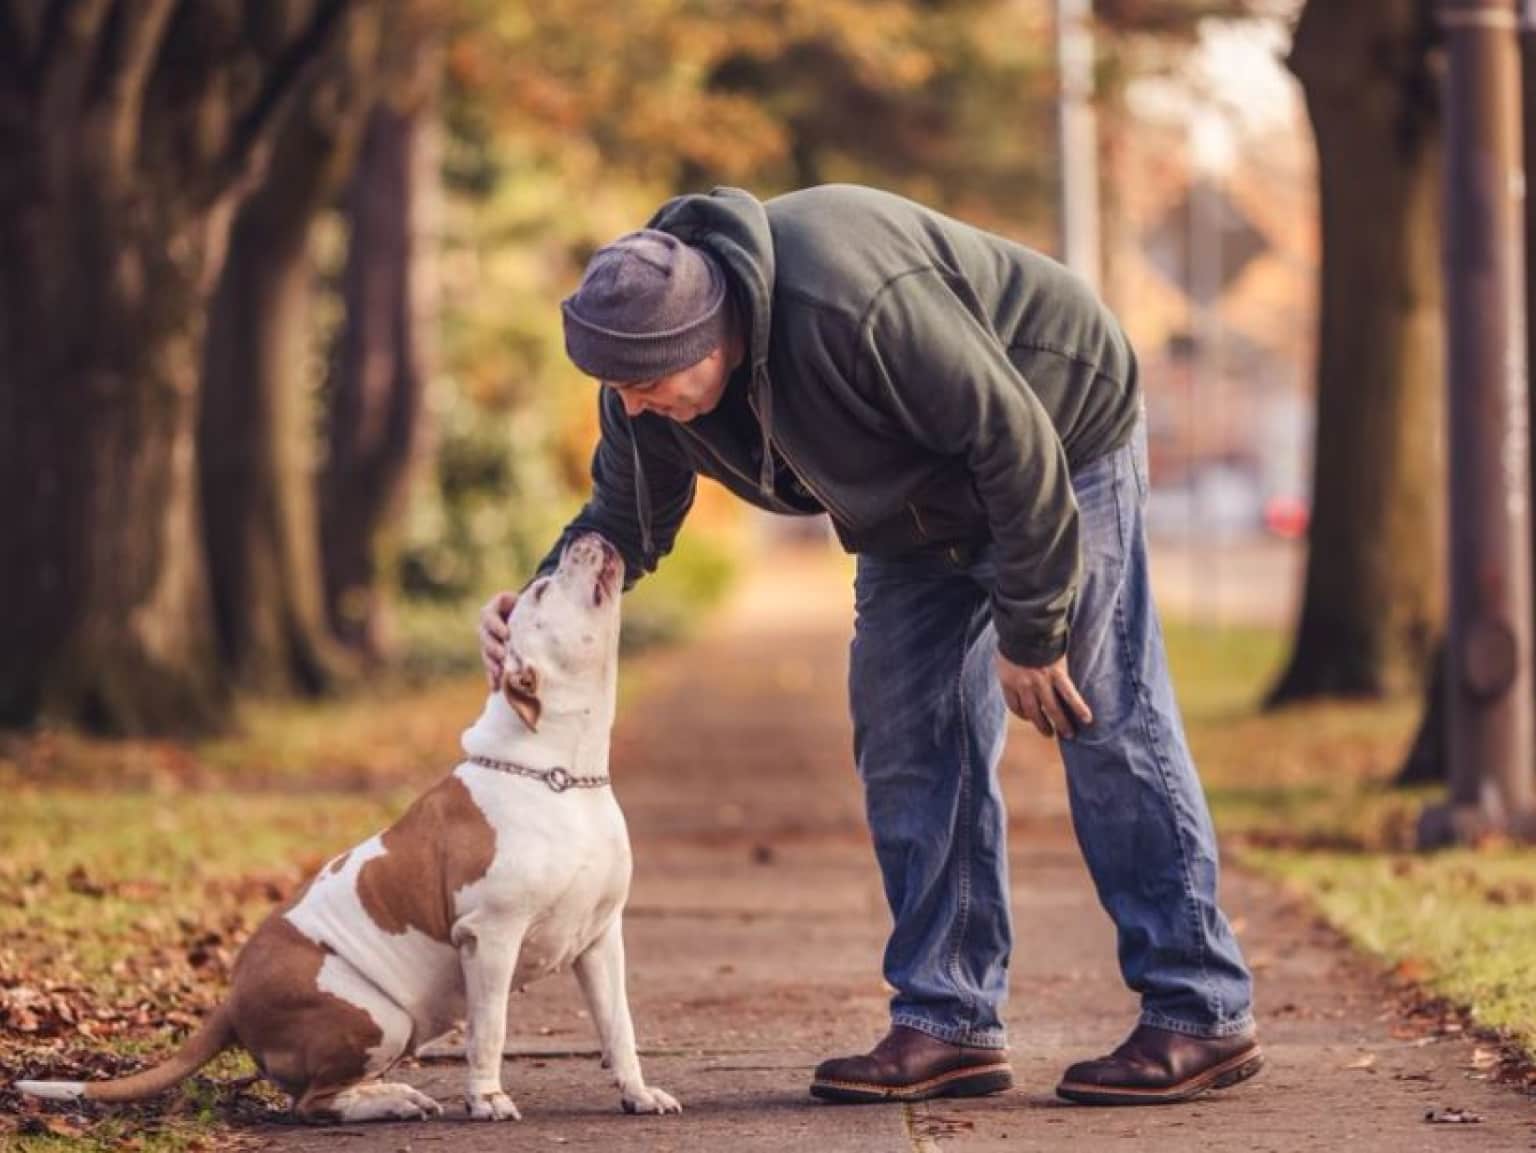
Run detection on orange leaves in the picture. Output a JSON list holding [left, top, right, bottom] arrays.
[[0, 985, 86, 1037], [437, 0, 1037, 196]]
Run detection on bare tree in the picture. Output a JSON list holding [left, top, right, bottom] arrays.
[[321, 33, 441, 659], [1269, 0, 1444, 706], [0, 0, 352, 733], [200, 11, 377, 694], [1402, 10, 1536, 785]]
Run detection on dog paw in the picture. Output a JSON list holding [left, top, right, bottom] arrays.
[[621, 1085, 682, 1115], [400, 1086, 444, 1118], [466, 1090, 522, 1121], [330, 1082, 442, 1122]]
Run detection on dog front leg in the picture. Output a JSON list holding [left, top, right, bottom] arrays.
[[574, 916, 681, 1114], [454, 915, 524, 1121]]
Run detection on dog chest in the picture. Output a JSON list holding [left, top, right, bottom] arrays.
[[449, 764, 632, 982]]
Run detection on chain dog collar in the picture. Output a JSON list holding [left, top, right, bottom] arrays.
[[467, 754, 610, 793]]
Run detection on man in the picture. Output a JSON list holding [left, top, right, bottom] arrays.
[[478, 184, 1260, 1106]]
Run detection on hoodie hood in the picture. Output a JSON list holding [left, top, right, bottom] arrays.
[[648, 187, 778, 500]]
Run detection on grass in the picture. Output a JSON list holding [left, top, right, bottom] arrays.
[[0, 537, 740, 1149], [0, 788, 410, 1150], [1163, 617, 1536, 1061], [0, 687, 586, 1151], [1243, 850, 1536, 1051]]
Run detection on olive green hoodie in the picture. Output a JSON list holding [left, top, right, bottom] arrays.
[[541, 184, 1141, 665]]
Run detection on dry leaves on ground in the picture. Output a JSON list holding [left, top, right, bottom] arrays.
[[1424, 1107, 1483, 1124]]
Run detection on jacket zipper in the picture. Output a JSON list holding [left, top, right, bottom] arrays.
[[908, 501, 929, 539], [911, 499, 970, 566], [768, 434, 854, 526], [744, 385, 855, 525], [675, 423, 793, 509]]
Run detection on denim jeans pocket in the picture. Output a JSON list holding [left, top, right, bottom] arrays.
[[1071, 450, 1123, 566]]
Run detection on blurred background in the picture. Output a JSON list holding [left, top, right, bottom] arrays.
[[0, 0, 1335, 727]]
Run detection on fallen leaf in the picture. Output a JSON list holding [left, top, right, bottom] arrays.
[[1464, 1047, 1500, 1071], [1482, 879, 1536, 905], [16, 1114, 89, 1138], [1394, 957, 1432, 984], [1424, 1107, 1483, 1124], [1342, 1053, 1377, 1071], [65, 865, 107, 898]]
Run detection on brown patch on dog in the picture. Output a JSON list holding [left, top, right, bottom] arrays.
[[227, 915, 386, 1106], [355, 774, 498, 941]]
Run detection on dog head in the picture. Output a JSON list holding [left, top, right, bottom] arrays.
[[500, 533, 624, 731]]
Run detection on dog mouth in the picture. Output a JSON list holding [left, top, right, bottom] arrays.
[[593, 552, 621, 605]]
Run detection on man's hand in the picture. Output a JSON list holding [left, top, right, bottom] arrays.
[[478, 591, 518, 689], [995, 653, 1093, 740]]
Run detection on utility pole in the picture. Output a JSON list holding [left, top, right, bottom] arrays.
[[1055, 0, 1101, 293], [1423, 0, 1536, 845]]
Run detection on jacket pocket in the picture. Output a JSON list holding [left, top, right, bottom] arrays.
[[906, 461, 989, 545]]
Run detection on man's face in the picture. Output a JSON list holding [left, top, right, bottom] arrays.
[[607, 348, 729, 423]]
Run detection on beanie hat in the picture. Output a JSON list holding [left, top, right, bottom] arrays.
[[561, 230, 728, 383]]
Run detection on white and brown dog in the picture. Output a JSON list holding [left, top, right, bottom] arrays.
[[17, 533, 680, 1124]]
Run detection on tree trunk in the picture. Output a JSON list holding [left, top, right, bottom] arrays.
[[1529, 20, 1536, 609], [1269, 0, 1444, 705], [1404, 17, 1536, 786], [0, 180, 227, 732], [1397, 645, 1447, 784], [200, 31, 373, 695], [321, 62, 439, 659], [0, 0, 352, 734]]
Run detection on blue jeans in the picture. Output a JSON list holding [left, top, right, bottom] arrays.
[[849, 428, 1254, 1047]]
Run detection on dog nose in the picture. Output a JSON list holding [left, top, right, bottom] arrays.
[[565, 535, 611, 573]]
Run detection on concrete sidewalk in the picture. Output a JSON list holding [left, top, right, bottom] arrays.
[[262, 545, 1535, 1152]]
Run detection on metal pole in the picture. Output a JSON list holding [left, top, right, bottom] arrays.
[[1056, 0, 1101, 292], [1428, 0, 1536, 845]]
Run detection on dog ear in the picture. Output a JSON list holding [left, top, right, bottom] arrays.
[[501, 653, 542, 732]]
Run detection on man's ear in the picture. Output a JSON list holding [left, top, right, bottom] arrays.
[[501, 652, 542, 732]]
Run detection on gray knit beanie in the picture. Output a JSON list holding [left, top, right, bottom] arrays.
[[561, 230, 728, 383]]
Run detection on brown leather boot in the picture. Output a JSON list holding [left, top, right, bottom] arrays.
[[810, 1025, 1013, 1103], [1056, 1024, 1263, 1105]]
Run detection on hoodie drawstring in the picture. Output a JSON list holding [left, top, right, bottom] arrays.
[[627, 412, 656, 563], [751, 364, 775, 500]]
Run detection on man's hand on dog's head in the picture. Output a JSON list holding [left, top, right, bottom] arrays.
[[479, 592, 518, 689]]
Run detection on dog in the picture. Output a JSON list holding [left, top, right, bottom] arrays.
[[17, 533, 680, 1123]]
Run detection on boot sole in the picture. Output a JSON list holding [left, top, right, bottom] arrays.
[[810, 1063, 1014, 1104], [1055, 1046, 1264, 1106]]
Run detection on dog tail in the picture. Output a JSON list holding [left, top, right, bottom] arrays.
[[16, 1004, 236, 1103]]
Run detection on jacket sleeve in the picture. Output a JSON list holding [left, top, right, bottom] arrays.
[[535, 387, 697, 589], [857, 268, 1079, 666]]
